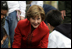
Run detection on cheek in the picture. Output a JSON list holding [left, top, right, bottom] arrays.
[[38, 19, 42, 23], [30, 19, 34, 23], [47, 24, 50, 29]]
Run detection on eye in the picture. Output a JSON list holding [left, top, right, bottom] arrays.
[[37, 18, 40, 20], [32, 17, 35, 20]]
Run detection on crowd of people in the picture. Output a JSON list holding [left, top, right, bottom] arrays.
[[1, 1, 71, 48]]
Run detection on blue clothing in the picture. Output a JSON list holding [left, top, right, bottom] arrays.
[[43, 4, 57, 24], [1, 11, 18, 48]]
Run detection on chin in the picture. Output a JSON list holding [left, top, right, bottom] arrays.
[[33, 25, 39, 28], [33, 26, 38, 28]]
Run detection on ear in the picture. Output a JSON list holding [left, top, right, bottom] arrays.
[[47, 23, 50, 27]]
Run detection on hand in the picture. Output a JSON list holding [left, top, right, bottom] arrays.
[[20, 16, 25, 20], [1, 35, 7, 45], [1, 40, 4, 45], [61, 10, 66, 20]]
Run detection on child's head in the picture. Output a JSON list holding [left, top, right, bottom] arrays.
[[1, 1, 8, 20], [46, 10, 63, 32], [27, 5, 45, 28]]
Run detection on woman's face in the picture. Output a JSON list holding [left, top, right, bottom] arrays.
[[30, 15, 42, 28]]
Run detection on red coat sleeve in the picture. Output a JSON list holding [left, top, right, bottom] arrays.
[[12, 22, 22, 48], [38, 30, 49, 48], [41, 31, 49, 48]]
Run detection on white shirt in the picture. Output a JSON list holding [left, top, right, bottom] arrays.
[[48, 30, 71, 48], [7, 1, 26, 17], [31, 1, 43, 7]]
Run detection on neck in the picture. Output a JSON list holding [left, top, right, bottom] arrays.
[[31, 25, 36, 33], [50, 26, 55, 32]]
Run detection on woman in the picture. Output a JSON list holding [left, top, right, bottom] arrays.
[[12, 5, 50, 48]]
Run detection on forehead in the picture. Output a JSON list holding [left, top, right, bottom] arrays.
[[32, 15, 41, 18]]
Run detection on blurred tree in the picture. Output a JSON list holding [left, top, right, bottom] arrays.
[[44, 1, 51, 5], [44, 1, 58, 9], [51, 1, 58, 9], [26, 1, 32, 4]]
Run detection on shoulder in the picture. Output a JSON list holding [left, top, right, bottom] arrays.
[[17, 18, 30, 28], [49, 30, 71, 48], [49, 30, 60, 42], [49, 30, 66, 41], [39, 21, 50, 33]]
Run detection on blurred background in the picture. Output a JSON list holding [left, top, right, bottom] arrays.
[[26, 1, 58, 8]]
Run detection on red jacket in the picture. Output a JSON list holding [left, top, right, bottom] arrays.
[[12, 18, 49, 48]]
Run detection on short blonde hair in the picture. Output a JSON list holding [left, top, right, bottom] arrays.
[[27, 5, 45, 21]]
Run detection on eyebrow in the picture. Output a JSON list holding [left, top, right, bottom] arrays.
[[32, 16, 40, 18]]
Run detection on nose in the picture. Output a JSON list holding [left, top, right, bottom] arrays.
[[34, 20, 37, 24]]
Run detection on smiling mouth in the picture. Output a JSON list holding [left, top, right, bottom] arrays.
[[33, 24, 38, 26]]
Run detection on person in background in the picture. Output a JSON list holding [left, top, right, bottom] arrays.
[[2, 1, 26, 48], [1, 27, 8, 46], [43, 4, 57, 24], [31, 1, 43, 7], [46, 10, 71, 48], [1, 1, 8, 27], [1, 1, 8, 47], [58, 1, 71, 24], [12, 5, 49, 48]]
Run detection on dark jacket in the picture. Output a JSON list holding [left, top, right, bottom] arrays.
[[1, 17, 5, 27], [43, 4, 57, 15], [1, 24, 4, 40], [54, 23, 71, 39], [58, 1, 71, 17], [1, 24, 7, 40], [1, 17, 6, 40], [1, 23, 7, 40]]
